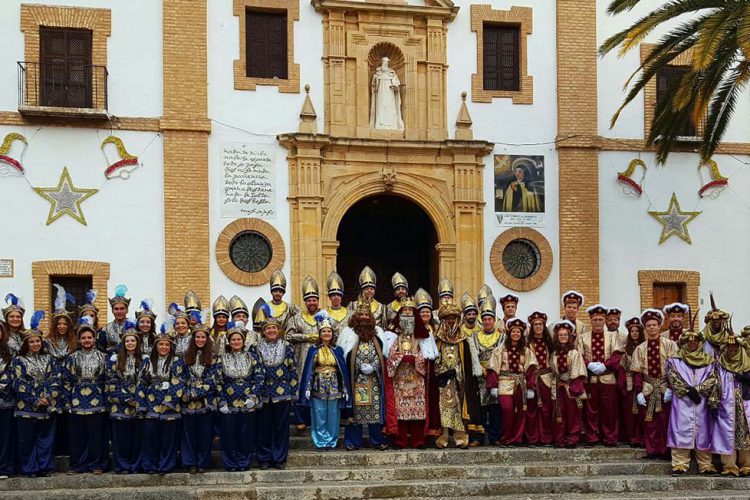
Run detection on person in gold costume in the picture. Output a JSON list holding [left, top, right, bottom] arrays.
[[429, 302, 482, 449], [286, 276, 323, 429], [347, 266, 387, 329], [210, 295, 230, 356], [469, 294, 503, 446], [325, 271, 350, 333], [267, 269, 299, 333], [386, 272, 409, 329]]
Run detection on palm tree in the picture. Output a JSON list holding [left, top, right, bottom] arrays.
[[599, 0, 750, 164]]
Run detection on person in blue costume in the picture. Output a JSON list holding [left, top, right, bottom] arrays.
[[299, 310, 352, 450], [105, 321, 147, 474], [60, 316, 108, 474], [99, 285, 131, 353], [136, 322, 185, 475], [181, 311, 216, 473], [0, 324, 16, 479], [255, 303, 297, 469], [214, 321, 265, 471], [338, 299, 393, 451], [11, 311, 61, 477]]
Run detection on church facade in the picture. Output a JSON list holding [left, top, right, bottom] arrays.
[[1, 0, 749, 330]]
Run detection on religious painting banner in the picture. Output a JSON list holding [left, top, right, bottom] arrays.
[[219, 142, 277, 219], [494, 154, 546, 227]]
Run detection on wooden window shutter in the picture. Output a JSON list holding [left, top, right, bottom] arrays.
[[483, 24, 520, 92], [39, 27, 92, 108], [656, 66, 696, 136], [246, 10, 288, 79]]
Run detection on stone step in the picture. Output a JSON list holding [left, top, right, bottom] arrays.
[[51, 446, 646, 471], [8, 475, 750, 500], [0, 460, 671, 493]]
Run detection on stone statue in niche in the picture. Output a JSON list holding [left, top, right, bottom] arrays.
[[370, 57, 404, 130]]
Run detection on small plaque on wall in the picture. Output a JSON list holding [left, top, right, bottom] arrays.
[[0, 259, 13, 278], [219, 142, 277, 219]]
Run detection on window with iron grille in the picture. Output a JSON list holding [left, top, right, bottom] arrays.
[[483, 24, 520, 92], [49, 275, 93, 323], [245, 10, 288, 79], [656, 66, 697, 137], [39, 27, 93, 108]]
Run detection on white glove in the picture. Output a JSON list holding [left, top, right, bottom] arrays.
[[161, 382, 170, 390], [637, 393, 647, 407], [526, 389, 535, 400], [587, 362, 598, 373], [490, 388, 498, 398], [663, 389, 673, 403], [219, 403, 229, 414], [244, 398, 255, 409], [344, 390, 349, 402], [360, 363, 375, 375], [305, 389, 311, 400]]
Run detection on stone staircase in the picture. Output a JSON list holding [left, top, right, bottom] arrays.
[[2, 436, 750, 499]]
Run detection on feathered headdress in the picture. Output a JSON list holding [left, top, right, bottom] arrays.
[[154, 322, 175, 344], [136, 298, 157, 321], [168, 302, 188, 321], [52, 284, 76, 323], [120, 319, 139, 341], [2, 292, 25, 318], [21, 310, 46, 344], [314, 310, 334, 332], [76, 314, 97, 336], [109, 284, 131, 308], [79, 289, 99, 316]]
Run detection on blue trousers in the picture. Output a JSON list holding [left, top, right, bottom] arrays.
[[53, 412, 69, 457], [257, 400, 290, 466], [0, 409, 15, 475], [481, 404, 502, 445], [16, 417, 55, 476], [292, 403, 311, 427], [69, 413, 108, 472], [344, 422, 384, 448], [142, 419, 179, 473], [181, 412, 213, 469], [220, 412, 256, 470], [111, 418, 142, 473], [311, 398, 340, 449]]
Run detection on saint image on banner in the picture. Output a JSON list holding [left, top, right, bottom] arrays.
[[370, 57, 404, 131], [494, 155, 546, 227]]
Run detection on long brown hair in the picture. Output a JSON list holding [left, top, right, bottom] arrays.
[[504, 326, 527, 350], [116, 334, 143, 373], [184, 330, 214, 367], [526, 321, 554, 352], [625, 325, 645, 355], [0, 322, 7, 344], [46, 316, 77, 353]]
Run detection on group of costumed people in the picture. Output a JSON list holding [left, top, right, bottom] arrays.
[[0, 266, 748, 478]]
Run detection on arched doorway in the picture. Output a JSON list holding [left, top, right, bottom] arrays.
[[336, 195, 438, 305]]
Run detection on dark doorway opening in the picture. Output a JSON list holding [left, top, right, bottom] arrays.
[[336, 195, 438, 306]]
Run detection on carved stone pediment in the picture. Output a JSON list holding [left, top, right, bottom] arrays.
[[312, 0, 455, 141]]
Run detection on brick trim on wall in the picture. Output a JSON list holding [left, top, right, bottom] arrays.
[[233, 0, 300, 93], [31, 260, 110, 333], [470, 4, 533, 104], [638, 269, 700, 316]]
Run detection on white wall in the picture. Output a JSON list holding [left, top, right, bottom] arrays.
[[0, 0, 162, 117], [596, 0, 750, 143], [0, 124, 166, 320], [206, 0, 323, 305], [449, 0, 561, 317], [599, 150, 750, 325]]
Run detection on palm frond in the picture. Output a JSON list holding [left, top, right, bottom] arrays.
[[691, 6, 742, 70], [599, 0, 728, 57], [701, 60, 750, 160], [606, 0, 643, 16]]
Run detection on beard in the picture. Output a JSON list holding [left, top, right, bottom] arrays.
[[350, 314, 376, 341]]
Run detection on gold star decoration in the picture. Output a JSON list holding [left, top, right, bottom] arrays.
[[648, 193, 701, 245], [33, 167, 98, 226]]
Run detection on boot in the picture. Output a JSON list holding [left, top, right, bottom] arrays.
[[455, 431, 469, 449], [436, 429, 449, 449]]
